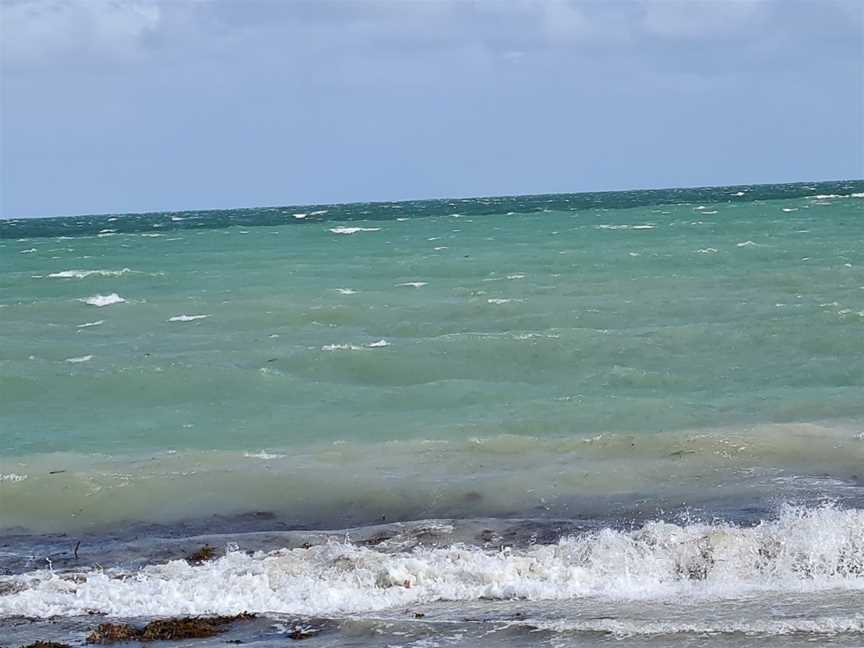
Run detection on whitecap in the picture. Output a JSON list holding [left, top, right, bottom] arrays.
[[396, 282, 427, 288], [782, 208, 798, 212], [335, 288, 357, 295], [77, 321, 104, 328], [514, 333, 560, 340], [697, 248, 719, 254], [0, 473, 28, 482], [19, 248, 37, 254], [595, 223, 654, 231], [168, 315, 209, 322], [737, 241, 759, 247], [329, 227, 381, 234], [293, 213, 307, 219], [243, 452, 286, 460], [82, 294, 126, 307], [488, 298, 517, 304], [367, 339, 390, 348], [48, 268, 132, 279], [321, 343, 365, 351], [65, 355, 93, 363]]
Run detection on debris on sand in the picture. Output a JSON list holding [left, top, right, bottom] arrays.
[[20, 642, 71, 648]]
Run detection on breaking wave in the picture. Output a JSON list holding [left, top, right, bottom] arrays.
[[1, 505, 861, 619]]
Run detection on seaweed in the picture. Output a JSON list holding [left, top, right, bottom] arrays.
[[86, 613, 255, 643], [186, 545, 219, 564]]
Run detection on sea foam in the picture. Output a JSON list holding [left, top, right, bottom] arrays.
[[48, 269, 133, 279], [81, 294, 126, 307], [1, 505, 860, 619], [77, 320, 104, 328], [329, 227, 381, 234]]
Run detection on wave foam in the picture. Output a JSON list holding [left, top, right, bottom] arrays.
[[65, 355, 93, 363], [81, 294, 126, 307], [243, 452, 286, 460], [329, 227, 381, 234], [532, 616, 864, 637], [1, 505, 861, 619], [321, 343, 365, 352], [48, 269, 133, 279], [168, 314, 209, 322]]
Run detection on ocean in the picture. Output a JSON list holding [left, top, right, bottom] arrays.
[[1, 180, 863, 646]]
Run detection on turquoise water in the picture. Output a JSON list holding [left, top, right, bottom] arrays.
[[2, 181, 864, 529], [2, 181, 864, 646], [3, 181, 864, 455]]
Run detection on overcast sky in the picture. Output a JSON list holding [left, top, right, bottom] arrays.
[[1, 0, 862, 219]]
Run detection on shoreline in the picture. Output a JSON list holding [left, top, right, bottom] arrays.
[[2, 504, 863, 647]]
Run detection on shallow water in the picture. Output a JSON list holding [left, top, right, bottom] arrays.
[[1, 180, 863, 646]]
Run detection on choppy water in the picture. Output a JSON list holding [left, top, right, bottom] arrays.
[[1, 180, 863, 646]]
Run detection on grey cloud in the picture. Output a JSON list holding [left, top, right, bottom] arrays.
[[7, 0, 856, 69], [1, 0, 861, 218]]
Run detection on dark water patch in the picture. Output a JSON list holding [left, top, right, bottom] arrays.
[[2, 180, 861, 239], [5, 473, 864, 575]]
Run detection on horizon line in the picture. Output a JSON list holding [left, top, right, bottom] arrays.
[[2, 176, 862, 222]]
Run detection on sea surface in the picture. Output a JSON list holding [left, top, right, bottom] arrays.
[[1, 180, 863, 646]]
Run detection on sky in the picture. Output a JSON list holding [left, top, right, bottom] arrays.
[[1, 0, 862, 219]]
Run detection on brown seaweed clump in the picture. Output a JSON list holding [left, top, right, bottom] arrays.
[[186, 545, 218, 564], [86, 613, 255, 643], [19, 642, 71, 648]]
